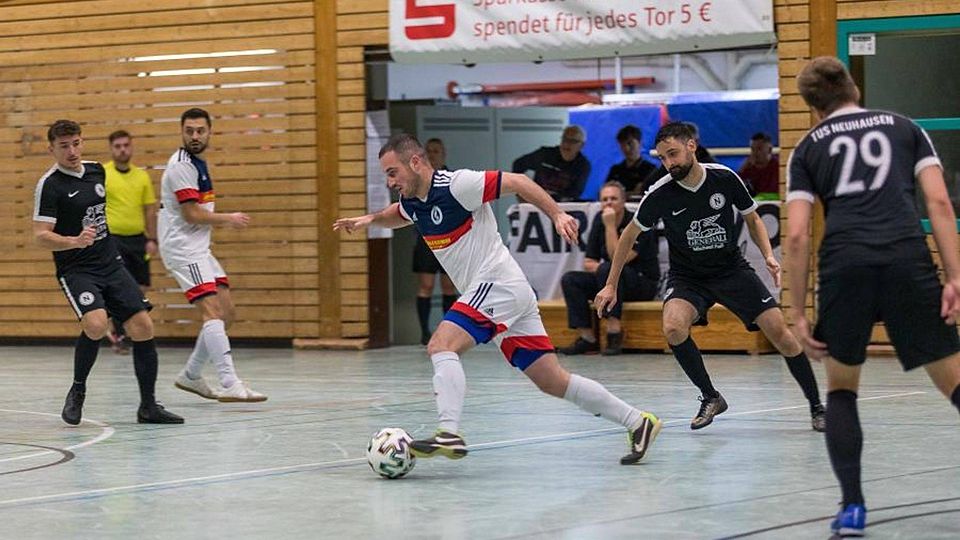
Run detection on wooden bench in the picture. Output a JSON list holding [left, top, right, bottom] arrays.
[[539, 300, 775, 354]]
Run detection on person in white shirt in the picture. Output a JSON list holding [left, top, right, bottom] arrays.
[[334, 133, 661, 465], [158, 108, 266, 403]]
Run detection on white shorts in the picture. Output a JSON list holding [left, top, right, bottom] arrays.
[[443, 278, 554, 370], [167, 254, 229, 302]]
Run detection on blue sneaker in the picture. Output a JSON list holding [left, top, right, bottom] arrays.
[[830, 503, 866, 537]]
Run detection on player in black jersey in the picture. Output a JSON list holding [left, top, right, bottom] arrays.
[[595, 121, 825, 431], [33, 120, 183, 426], [785, 57, 960, 537]]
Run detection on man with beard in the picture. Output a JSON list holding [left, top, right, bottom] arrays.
[[159, 108, 266, 403], [595, 122, 825, 432], [335, 133, 662, 465]]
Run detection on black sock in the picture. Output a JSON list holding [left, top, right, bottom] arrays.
[[442, 294, 457, 314], [826, 390, 864, 506], [785, 352, 822, 408], [669, 336, 719, 398], [73, 331, 101, 389], [132, 339, 158, 406], [951, 384, 960, 414], [416, 297, 432, 338]]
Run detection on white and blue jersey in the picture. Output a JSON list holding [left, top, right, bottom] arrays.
[[398, 169, 554, 369]]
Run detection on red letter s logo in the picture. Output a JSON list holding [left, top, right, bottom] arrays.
[[405, 0, 455, 40]]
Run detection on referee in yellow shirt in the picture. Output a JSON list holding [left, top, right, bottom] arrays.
[[104, 130, 158, 353]]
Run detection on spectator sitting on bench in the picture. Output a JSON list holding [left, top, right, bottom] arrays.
[[557, 181, 660, 356]]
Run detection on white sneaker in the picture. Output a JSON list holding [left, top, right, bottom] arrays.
[[174, 371, 219, 400], [217, 381, 267, 403]]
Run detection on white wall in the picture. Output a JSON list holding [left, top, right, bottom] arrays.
[[387, 50, 778, 101]]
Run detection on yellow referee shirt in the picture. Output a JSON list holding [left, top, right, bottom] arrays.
[[103, 161, 157, 236]]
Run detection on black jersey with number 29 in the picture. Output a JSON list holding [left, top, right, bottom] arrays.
[[787, 108, 939, 275]]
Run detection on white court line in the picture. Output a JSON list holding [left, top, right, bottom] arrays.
[[0, 390, 926, 507], [0, 408, 115, 464]]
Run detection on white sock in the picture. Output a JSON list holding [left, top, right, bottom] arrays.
[[200, 319, 239, 388], [431, 351, 466, 434], [184, 331, 207, 380], [563, 373, 642, 428]]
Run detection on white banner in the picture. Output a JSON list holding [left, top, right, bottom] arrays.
[[507, 201, 780, 301], [390, 0, 774, 64]]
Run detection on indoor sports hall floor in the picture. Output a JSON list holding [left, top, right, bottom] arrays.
[[0, 345, 956, 539]]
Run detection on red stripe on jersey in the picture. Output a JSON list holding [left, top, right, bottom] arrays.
[[499, 335, 554, 358], [215, 277, 229, 288], [185, 282, 216, 302], [176, 188, 200, 203], [422, 216, 473, 250], [449, 303, 507, 333], [482, 171, 501, 203]]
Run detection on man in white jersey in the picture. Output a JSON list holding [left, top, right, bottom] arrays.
[[159, 108, 266, 403], [334, 134, 661, 465]]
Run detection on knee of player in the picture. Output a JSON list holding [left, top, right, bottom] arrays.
[[124, 312, 155, 339], [662, 320, 688, 343], [81, 314, 110, 340]]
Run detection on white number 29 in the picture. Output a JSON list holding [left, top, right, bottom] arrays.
[[829, 130, 892, 196]]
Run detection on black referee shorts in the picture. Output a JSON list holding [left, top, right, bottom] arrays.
[[815, 259, 960, 370], [412, 235, 447, 275], [113, 233, 151, 287], [664, 265, 778, 331], [58, 265, 152, 323]]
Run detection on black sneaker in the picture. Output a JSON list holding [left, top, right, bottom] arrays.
[[410, 430, 467, 459], [810, 404, 826, 432], [557, 337, 599, 356], [620, 412, 662, 465], [61, 385, 85, 426], [690, 394, 728, 430], [137, 402, 185, 424], [602, 332, 623, 356]]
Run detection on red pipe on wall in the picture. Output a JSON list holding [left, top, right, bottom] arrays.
[[447, 77, 656, 98]]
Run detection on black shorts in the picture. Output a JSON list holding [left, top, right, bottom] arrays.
[[814, 260, 960, 370], [114, 234, 151, 286], [57, 265, 153, 323], [664, 265, 778, 331], [412, 236, 446, 275]]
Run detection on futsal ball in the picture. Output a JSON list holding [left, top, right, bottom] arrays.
[[366, 427, 416, 479]]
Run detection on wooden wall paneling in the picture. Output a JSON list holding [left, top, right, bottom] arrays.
[[0, 0, 321, 339]]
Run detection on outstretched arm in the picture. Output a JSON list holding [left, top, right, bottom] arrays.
[[501, 172, 578, 244], [594, 220, 643, 315], [333, 202, 411, 234], [743, 210, 780, 287]]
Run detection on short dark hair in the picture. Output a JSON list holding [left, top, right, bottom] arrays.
[[379, 133, 426, 160], [654, 121, 697, 146], [47, 119, 82, 143], [425, 137, 444, 147], [181, 107, 212, 126], [109, 129, 132, 143], [600, 180, 626, 198], [797, 56, 859, 115], [616, 125, 641, 143], [751, 132, 772, 143]]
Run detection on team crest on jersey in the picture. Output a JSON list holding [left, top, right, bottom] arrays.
[[709, 192, 725, 210], [410, 211, 418, 222], [95, 183, 105, 197], [685, 214, 727, 251], [78, 291, 95, 306], [430, 206, 443, 225]]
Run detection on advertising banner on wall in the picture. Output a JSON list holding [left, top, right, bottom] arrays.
[[390, 0, 774, 64]]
